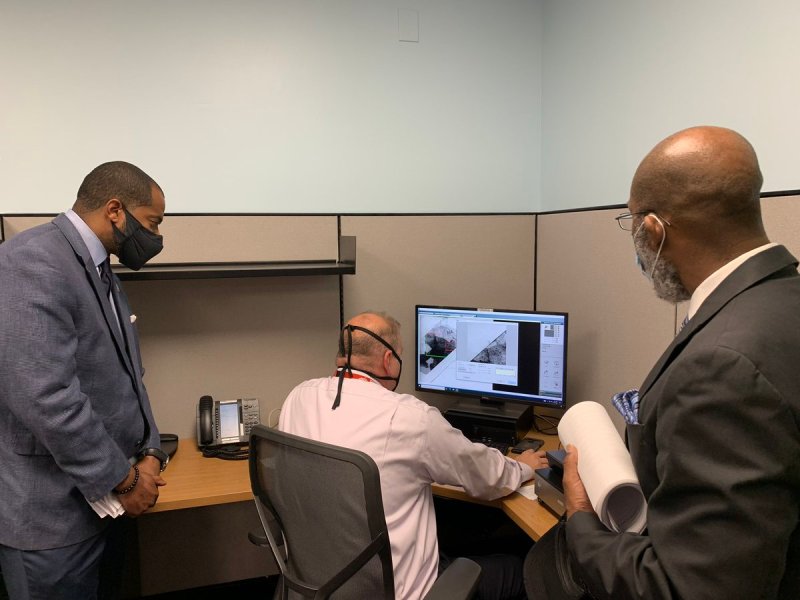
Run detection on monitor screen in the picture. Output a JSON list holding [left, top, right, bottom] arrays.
[[415, 305, 568, 409]]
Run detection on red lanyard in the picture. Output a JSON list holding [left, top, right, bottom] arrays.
[[334, 370, 376, 384]]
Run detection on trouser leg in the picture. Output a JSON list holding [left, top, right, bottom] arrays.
[[0, 530, 108, 600]]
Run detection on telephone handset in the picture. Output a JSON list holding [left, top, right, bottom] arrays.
[[196, 395, 260, 449]]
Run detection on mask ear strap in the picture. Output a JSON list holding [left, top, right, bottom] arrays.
[[347, 325, 402, 366], [332, 326, 354, 410], [649, 214, 667, 279]]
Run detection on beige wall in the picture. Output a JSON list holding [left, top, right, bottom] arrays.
[[125, 276, 340, 438], [2, 215, 53, 239], [135, 215, 339, 264], [1, 214, 338, 264], [762, 195, 800, 258]]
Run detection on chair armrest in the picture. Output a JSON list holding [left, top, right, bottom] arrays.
[[423, 557, 481, 600]]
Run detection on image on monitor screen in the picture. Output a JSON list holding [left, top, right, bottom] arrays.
[[415, 305, 568, 409]]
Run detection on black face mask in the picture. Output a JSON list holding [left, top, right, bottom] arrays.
[[112, 207, 163, 271], [333, 324, 403, 410]]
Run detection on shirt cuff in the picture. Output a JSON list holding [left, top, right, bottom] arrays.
[[519, 461, 536, 482], [87, 493, 125, 519]]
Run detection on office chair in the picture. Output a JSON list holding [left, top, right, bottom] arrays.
[[249, 425, 481, 599]]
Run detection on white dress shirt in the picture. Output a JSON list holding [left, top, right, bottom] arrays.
[[279, 371, 534, 600]]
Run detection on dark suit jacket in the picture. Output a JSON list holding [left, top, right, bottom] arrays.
[[566, 245, 800, 600], [0, 214, 160, 550]]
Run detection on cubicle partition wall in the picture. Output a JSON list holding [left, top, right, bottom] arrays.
[[1, 214, 345, 595], [1, 215, 53, 238], [4, 200, 797, 437], [535, 208, 679, 433], [122, 215, 343, 439], [1, 196, 798, 595], [535, 194, 800, 434], [340, 214, 537, 410], [0, 211, 537, 595], [2, 215, 343, 439], [762, 194, 800, 258]]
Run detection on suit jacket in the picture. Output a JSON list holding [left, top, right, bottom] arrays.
[[566, 245, 800, 600], [0, 214, 160, 550]]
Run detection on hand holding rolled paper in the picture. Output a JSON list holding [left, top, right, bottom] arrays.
[[559, 401, 647, 533]]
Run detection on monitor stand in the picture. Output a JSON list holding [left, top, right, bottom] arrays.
[[443, 399, 533, 445]]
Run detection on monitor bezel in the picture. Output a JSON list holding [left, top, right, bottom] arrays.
[[414, 304, 568, 410]]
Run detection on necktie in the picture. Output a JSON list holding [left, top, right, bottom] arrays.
[[99, 260, 150, 446], [679, 315, 689, 332], [99, 258, 114, 300], [99, 258, 123, 337]]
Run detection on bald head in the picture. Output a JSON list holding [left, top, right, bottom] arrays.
[[628, 126, 771, 296], [338, 311, 402, 366], [630, 126, 764, 234]]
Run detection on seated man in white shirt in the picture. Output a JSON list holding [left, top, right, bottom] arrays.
[[279, 311, 547, 600]]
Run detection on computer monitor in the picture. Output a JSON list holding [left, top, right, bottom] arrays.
[[415, 305, 568, 410]]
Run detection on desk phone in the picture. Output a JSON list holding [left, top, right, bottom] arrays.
[[196, 395, 260, 448]]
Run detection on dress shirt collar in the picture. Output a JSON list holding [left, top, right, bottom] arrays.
[[65, 209, 109, 269], [334, 368, 380, 385], [687, 242, 778, 320]]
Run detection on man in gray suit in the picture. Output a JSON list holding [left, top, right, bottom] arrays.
[[526, 127, 800, 599], [0, 162, 169, 599]]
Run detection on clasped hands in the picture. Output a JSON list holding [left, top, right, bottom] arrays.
[[115, 455, 166, 517]]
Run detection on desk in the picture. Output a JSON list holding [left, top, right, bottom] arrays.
[[136, 439, 264, 596], [140, 435, 560, 595], [431, 434, 560, 541], [154, 436, 560, 540], [150, 438, 251, 512]]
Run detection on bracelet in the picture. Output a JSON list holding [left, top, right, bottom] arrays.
[[116, 465, 139, 495]]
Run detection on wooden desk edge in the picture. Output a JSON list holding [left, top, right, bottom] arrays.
[[147, 439, 253, 513], [432, 483, 558, 541], [148, 491, 254, 513]]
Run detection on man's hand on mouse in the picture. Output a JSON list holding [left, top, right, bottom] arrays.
[[516, 449, 548, 470]]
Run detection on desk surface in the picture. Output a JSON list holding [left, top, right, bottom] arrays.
[[151, 439, 251, 512], [430, 435, 560, 540], [153, 436, 560, 540]]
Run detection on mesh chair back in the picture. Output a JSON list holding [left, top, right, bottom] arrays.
[[249, 425, 395, 599]]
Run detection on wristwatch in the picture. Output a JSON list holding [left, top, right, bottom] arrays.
[[139, 447, 169, 472]]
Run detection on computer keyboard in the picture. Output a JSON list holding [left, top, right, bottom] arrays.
[[471, 439, 511, 454]]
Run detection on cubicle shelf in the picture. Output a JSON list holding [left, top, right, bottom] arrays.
[[113, 236, 356, 281]]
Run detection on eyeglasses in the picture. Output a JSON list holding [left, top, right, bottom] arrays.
[[614, 211, 671, 231]]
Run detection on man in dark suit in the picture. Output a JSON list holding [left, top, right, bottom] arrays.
[[0, 162, 170, 599], [527, 126, 800, 599]]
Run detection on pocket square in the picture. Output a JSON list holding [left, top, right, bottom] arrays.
[[130, 314, 137, 324]]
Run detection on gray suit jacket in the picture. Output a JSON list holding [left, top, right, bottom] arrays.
[[0, 214, 160, 550], [566, 245, 800, 600]]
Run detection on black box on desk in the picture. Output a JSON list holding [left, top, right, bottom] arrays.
[[443, 401, 533, 445]]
